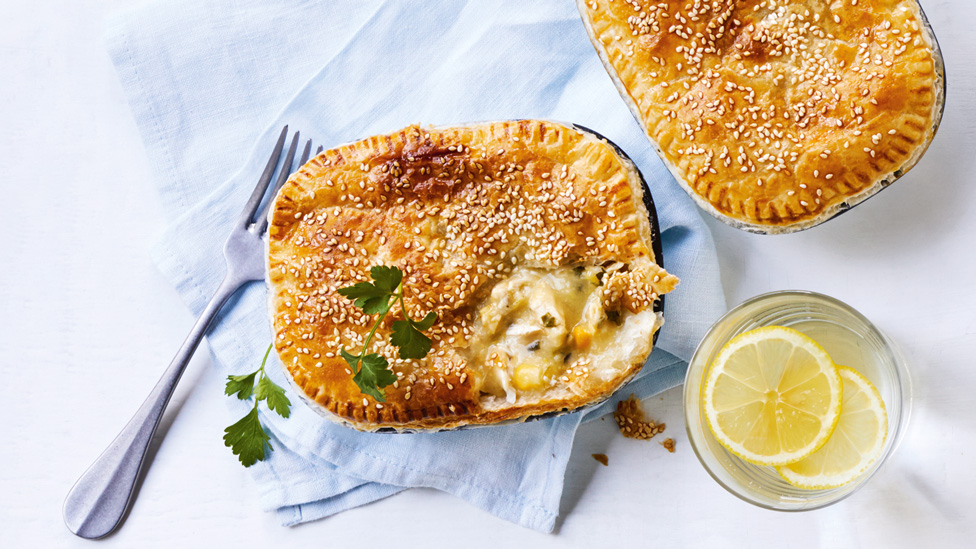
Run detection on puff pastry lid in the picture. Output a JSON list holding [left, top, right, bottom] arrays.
[[579, 0, 942, 233], [266, 121, 678, 431]]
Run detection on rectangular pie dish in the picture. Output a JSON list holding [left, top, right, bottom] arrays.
[[265, 120, 676, 432], [578, 0, 946, 234]]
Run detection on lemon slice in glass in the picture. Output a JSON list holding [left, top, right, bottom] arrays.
[[777, 366, 888, 489], [703, 326, 842, 466]]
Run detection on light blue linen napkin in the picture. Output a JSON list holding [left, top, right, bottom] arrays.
[[106, 0, 726, 532]]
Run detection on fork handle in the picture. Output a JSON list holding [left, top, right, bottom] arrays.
[[63, 275, 243, 539]]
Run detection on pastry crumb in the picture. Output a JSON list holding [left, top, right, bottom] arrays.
[[613, 394, 665, 440], [661, 438, 675, 453], [592, 453, 609, 466]]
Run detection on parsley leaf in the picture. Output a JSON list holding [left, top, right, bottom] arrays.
[[352, 353, 396, 401], [370, 265, 403, 293], [412, 311, 437, 331], [337, 281, 385, 310], [391, 320, 433, 359], [223, 344, 292, 467], [336, 270, 397, 315], [225, 372, 257, 400], [336, 280, 382, 300], [223, 407, 271, 468], [340, 348, 361, 371], [361, 295, 393, 316], [256, 375, 292, 418], [338, 266, 438, 401]]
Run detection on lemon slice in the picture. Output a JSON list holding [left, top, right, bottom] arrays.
[[777, 366, 888, 489], [703, 326, 842, 466]]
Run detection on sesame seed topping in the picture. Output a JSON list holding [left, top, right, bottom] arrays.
[[585, 0, 937, 223], [267, 121, 678, 426]]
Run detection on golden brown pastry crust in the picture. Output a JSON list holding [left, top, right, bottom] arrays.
[[579, 0, 943, 233], [266, 120, 677, 431]]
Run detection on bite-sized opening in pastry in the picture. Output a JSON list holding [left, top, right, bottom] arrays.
[[464, 261, 664, 410]]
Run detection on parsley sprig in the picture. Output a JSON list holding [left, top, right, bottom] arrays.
[[337, 266, 437, 401], [223, 344, 291, 467]]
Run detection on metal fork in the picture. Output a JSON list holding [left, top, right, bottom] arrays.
[[63, 126, 321, 539]]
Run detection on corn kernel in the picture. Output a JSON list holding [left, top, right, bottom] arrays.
[[513, 362, 545, 390], [573, 325, 593, 350]]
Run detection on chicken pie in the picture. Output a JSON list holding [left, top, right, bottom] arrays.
[[578, 0, 944, 233], [266, 120, 677, 431]]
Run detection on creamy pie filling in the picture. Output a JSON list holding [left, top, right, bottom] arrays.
[[464, 264, 662, 405]]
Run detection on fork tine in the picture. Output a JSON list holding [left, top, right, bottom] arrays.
[[254, 134, 303, 234], [298, 139, 312, 166], [236, 126, 289, 227], [317, 145, 324, 154]]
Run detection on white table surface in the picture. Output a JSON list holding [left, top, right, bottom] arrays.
[[2, 0, 973, 546]]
